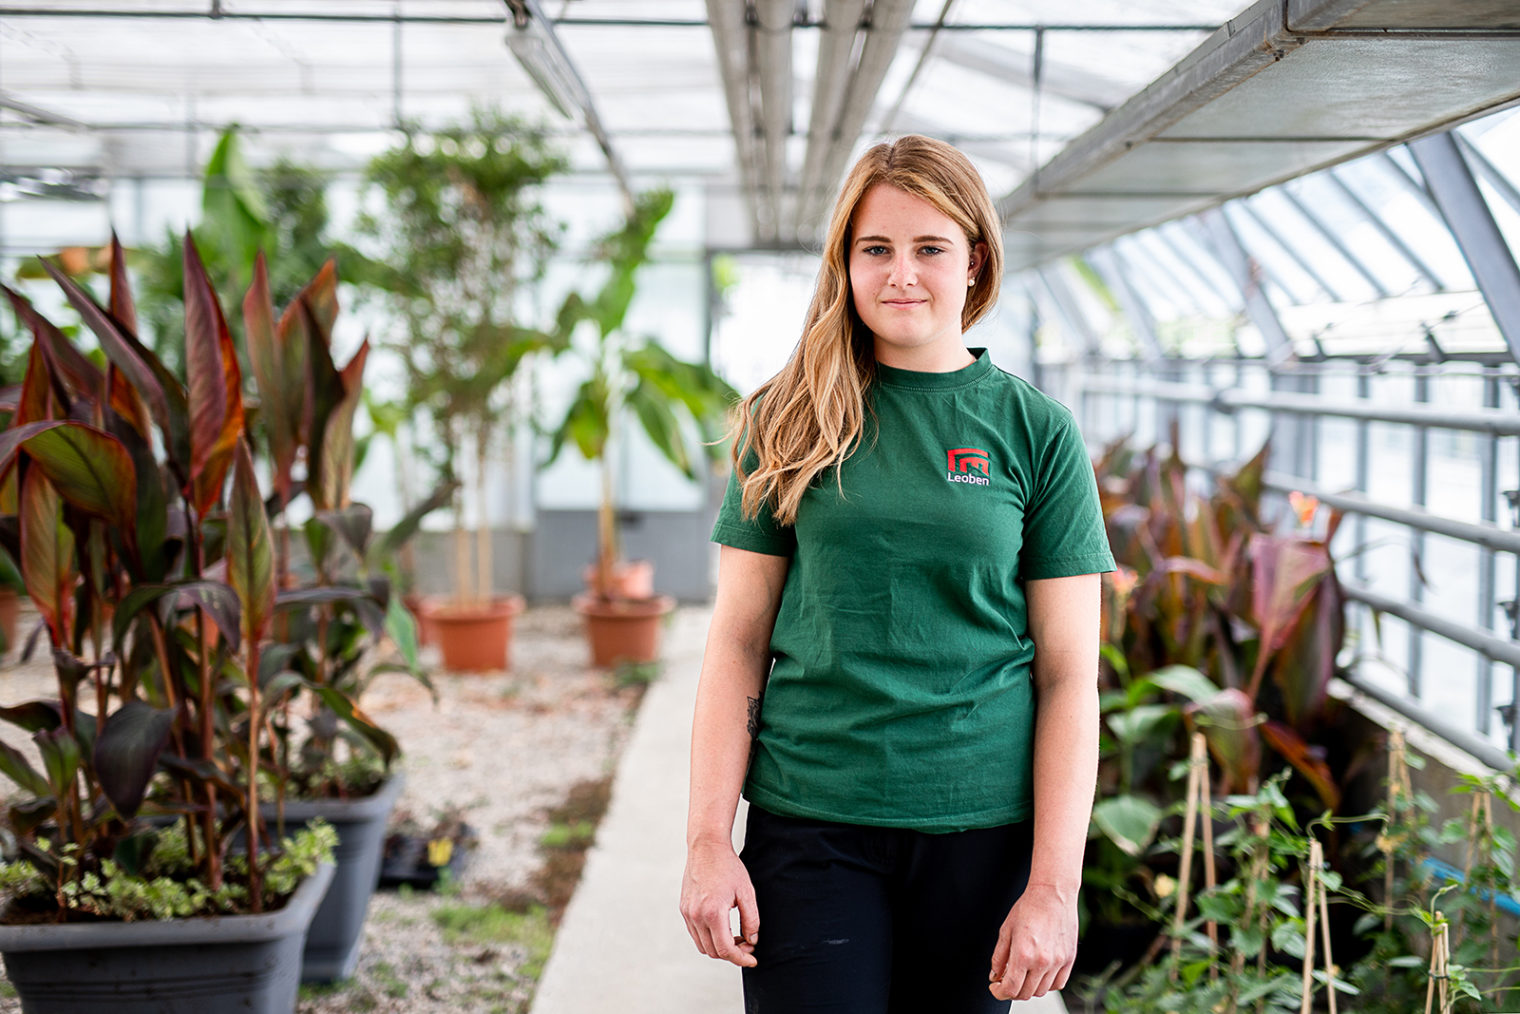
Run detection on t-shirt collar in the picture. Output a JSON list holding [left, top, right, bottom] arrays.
[[872, 347, 993, 391]]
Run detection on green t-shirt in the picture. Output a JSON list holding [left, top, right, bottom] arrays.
[[711, 348, 1115, 833]]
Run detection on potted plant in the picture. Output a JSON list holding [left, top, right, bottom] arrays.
[[1077, 428, 1355, 985], [359, 108, 569, 672], [542, 189, 737, 666], [0, 235, 335, 1013], [242, 252, 455, 981]]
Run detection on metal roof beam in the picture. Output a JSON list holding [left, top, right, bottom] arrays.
[[1323, 167, 1445, 290], [705, 0, 765, 243], [1193, 208, 1294, 363], [503, 0, 633, 212], [793, 0, 915, 237], [996, 0, 1520, 271], [1231, 200, 1346, 304], [752, 0, 794, 243], [1454, 131, 1520, 220], [0, 93, 87, 131], [796, 0, 867, 242], [1407, 131, 1520, 366], [1151, 223, 1240, 312], [1088, 245, 1162, 361], [1278, 185, 1391, 298], [930, 35, 1130, 111], [1036, 264, 1103, 356]]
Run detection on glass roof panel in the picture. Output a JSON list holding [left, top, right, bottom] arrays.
[[944, 0, 1247, 27], [1222, 202, 1322, 306], [1288, 174, 1430, 297]]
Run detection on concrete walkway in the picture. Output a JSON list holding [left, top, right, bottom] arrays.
[[532, 606, 1066, 1014]]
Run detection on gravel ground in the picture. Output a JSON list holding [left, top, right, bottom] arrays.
[[0, 601, 686, 1014]]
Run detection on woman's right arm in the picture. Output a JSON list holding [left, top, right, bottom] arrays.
[[680, 544, 790, 968]]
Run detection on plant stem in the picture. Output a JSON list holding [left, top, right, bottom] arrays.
[[597, 434, 617, 600], [246, 636, 263, 913], [476, 427, 491, 604], [189, 503, 221, 891]]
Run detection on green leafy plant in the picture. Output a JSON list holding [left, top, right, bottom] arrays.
[[541, 188, 737, 600], [240, 254, 453, 799], [1094, 775, 1339, 1014], [0, 234, 334, 919], [1085, 431, 1355, 938], [1342, 759, 1520, 1011], [360, 108, 569, 609]]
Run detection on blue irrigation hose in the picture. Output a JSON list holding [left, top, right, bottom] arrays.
[[1419, 857, 1520, 918]]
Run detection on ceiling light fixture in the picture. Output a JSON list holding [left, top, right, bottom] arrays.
[[502, 0, 634, 211]]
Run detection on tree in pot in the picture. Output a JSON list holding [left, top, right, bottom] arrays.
[[242, 253, 454, 982], [0, 235, 335, 1014], [542, 189, 738, 666], [359, 109, 569, 672]]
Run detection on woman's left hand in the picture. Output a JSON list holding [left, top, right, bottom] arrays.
[[987, 882, 1078, 1001]]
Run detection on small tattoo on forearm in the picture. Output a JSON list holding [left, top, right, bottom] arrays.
[[746, 695, 762, 739]]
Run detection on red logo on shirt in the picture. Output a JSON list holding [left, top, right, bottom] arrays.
[[946, 448, 990, 475], [946, 448, 991, 486]]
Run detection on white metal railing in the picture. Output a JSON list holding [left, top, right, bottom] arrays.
[[1059, 354, 1520, 768]]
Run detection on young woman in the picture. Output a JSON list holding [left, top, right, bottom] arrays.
[[679, 135, 1114, 1012]]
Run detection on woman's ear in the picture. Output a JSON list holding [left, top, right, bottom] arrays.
[[968, 240, 988, 280]]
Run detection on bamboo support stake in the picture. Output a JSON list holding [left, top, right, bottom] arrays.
[[1317, 841, 1338, 1014], [1173, 741, 1199, 965], [1456, 790, 1494, 955], [1384, 728, 1413, 931], [1462, 790, 1489, 882], [1170, 735, 1202, 974], [1200, 747, 1219, 973], [1298, 838, 1344, 1014], [1485, 791, 1498, 969], [1424, 919, 1451, 1014], [1300, 840, 1321, 1014]]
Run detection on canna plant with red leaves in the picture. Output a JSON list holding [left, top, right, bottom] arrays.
[[1081, 426, 1352, 942], [1095, 429, 1348, 809], [242, 253, 450, 800], [0, 234, 334, 921]]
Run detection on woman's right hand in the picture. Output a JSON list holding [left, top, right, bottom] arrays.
[[680, 838, 760, 968]]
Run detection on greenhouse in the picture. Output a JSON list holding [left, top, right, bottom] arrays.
[[0, 1, 1518, 1012]]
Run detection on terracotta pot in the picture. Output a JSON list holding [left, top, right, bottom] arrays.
[[0, 588, 18, 653], [572, 594, 675, 668], [581, 559, 655, 599], [421, 596, 526, 672]]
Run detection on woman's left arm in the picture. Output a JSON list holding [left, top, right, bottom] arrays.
[[989, 571, 1101, 1003]]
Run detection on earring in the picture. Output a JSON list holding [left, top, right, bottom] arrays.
[[967, 277, 975, 286]]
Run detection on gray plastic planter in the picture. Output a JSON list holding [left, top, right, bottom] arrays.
[[0, 861, 333, 1014], [268, 771, 404, 983]]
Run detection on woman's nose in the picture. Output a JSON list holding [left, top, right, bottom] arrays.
[[887, 254, 916, 287]]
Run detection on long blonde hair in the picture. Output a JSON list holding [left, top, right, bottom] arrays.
[[730, 134, 1004, 524]]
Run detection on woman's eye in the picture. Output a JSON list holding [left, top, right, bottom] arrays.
[[920, 246, 944, 256], [863, 245, 888, 256]]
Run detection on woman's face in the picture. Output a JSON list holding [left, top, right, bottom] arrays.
[[848, 183, 985, 368]]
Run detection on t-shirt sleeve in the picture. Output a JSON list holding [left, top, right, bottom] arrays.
[[711, 448, 797, 558], [1020, 416, 1116, 580]]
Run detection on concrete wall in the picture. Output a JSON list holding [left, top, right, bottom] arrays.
[[1334, 680, 1520, 907], [530, 509, 716, 602], [400, 507, 717, 604]]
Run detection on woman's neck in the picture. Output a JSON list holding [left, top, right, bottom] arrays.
[[873, 340, 975, 373]]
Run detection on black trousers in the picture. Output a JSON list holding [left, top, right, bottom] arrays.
[[739, 804, 1034, 1014]]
